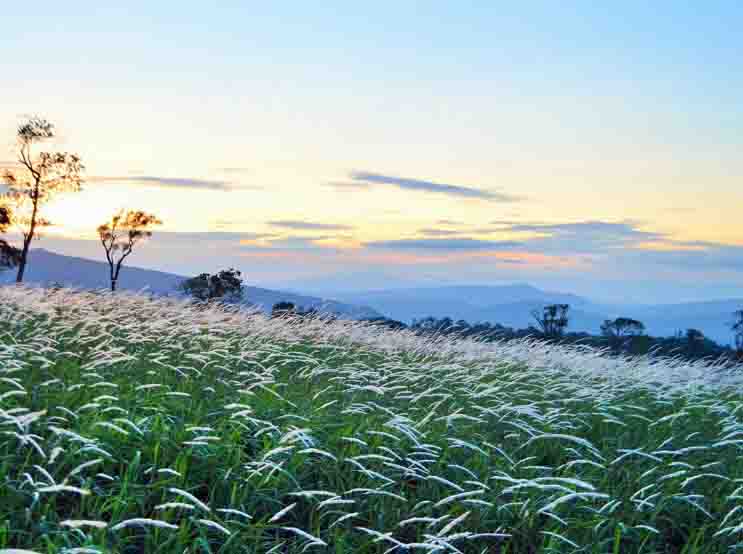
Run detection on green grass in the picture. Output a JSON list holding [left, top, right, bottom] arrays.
[[1, 286, 743, 553]]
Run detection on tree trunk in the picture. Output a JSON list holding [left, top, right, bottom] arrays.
[[15, 237, 31, 283], [16, 185, 40, 284], [111, 262, 122, 292]]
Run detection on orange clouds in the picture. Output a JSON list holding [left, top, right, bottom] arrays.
[[237, 243, 581, 268]]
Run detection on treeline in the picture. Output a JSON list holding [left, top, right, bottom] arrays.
[[365, 306, 737, 363], [176, 283, 740, 364]]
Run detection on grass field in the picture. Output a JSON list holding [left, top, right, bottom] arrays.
[[1, 286, 743, 553]]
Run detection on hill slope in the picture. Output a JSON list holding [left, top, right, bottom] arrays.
[[0, 248, 381, 319], [1, 286, 743, 553]]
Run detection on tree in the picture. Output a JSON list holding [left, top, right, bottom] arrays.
[[601, 317, 645, 351], [2, 117, 84, 282], [685, 328, 705, 358], [601, 317, 645, 338], [97, 210, 162, 291], [0, 205, 21, 269], [272, 301, 296, 317], [531, 304, 570, 338], [180, 268, 243, 302], [732, 310, 743, 355]]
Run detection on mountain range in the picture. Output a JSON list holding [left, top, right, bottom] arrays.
[[333, 285, 741, 345], [1, 249, 739, 345], [0, 249, 381, 320]]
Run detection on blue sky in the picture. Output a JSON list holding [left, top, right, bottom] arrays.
[[1, 2, 742, 302]]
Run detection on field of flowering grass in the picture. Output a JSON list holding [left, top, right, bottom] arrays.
[[1, 286, 743, 553]]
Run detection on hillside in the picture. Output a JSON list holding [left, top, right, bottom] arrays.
[[0, 248, 381, 320], [4, 250, 739, 343], [2, 286, 743, 553]]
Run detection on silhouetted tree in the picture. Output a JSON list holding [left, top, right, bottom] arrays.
[[97, 210, 162, 291], [685, 328, 705, 358], [732, 310, 743, 356], [272, 301, 296, 317], [180, 268, 243, 302], [0, 205, 21, 269], [601, 317, 645, 351], [2, 117, 84, 282], [531, 304, 570, 338], [415, 311, 732, 361], [412, 316, 455, 333], [406, 313, 731, 362], [601, 317, 645, 338]]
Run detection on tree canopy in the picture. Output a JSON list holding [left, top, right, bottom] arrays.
[[180, 268, 244, 302], [601, 317, 646, 337], [0, 205, 21, 269], [272, 301, 297, 317], [531, 304, 570, 338], [98, 210, 162, 291], [1, 117, 84, 282]]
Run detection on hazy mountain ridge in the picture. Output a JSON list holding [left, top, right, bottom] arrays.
[[3, 250, 739, 344], [0, 249, 382, 320], [335, 285, 741, 344]]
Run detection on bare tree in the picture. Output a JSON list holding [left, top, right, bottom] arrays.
[[97, 210, 162, 291], [531, 304, 570, 338], [2, 117, 84, 282]]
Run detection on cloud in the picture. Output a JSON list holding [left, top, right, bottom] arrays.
[[619, 243, 743, 273], [490, 219, 528, 226], [261, 236, 334, 249], [89, 176, 233, 191], [268, 220, 354, 231], [495, 220, 668, 253], [333, 171, 521, 201], [507, 220, 663, 240], [486, 220, 743, 273], [418, 228, 467, 237], [151, 231, 276, 246], [232, 232, 277, 241], [30, 225, 743, 305], [210, 220, 277, 233], [365, 238, 524, 251]]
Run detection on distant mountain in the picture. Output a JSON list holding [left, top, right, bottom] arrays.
[[334, 284, 589, 322], [7, 251, 739, 344], [0, 249, 381, 320], [335, 285, 741, 344]]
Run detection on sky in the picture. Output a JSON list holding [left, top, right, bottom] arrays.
[[1, 1, 742, 303]]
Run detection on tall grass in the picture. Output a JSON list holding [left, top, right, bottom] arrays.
[[1, 285, 742, 553]]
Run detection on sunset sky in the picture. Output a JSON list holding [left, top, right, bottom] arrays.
[[2, 2, 742, 303]]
